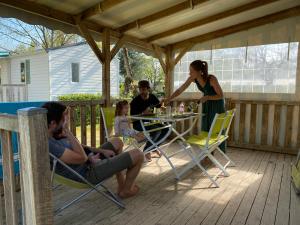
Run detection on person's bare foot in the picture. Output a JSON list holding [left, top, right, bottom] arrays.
[[151, 150, 161, 158], [119, 185, 140, 199], [145, 153, 152, 162]]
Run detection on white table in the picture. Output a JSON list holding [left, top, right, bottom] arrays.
[[128, 112, 201, 180]]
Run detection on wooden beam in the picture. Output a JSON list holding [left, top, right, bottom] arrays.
[[81, 0, 128, 21], [0, 0, 155, 54], [147, 0, 279, 42], [152, 44, 166, 74], [165, 45, 175, 98], [110, 36, 126, 60], [173, 6, 300, 50], [17, 108, 53, 225], [102, 28, 111, 106], [117, 0, 210, 32], [174, 44, 194, 65], [76, 21, 104, 63]]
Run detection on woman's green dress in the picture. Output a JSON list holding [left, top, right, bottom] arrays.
[[194, 76, 226, 152]]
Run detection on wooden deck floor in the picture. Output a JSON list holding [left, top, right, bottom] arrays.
[[54, 147, 300, 225]]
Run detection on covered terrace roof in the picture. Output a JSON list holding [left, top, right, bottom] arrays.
[[0, 0, 300, 54]]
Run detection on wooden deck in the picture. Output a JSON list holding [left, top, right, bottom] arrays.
[[54, 147, 300, 225]]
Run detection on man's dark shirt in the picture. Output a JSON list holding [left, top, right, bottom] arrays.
[[130, 94, 160, 127]]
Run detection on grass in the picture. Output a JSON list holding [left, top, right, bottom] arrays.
[[75, 124, 101, 147]]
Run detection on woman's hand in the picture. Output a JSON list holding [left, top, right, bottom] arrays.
[[199, 96, 209, 103]]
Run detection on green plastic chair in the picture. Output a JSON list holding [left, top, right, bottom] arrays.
[[184, 113, 229, 187], [50, 153, 125, 215]]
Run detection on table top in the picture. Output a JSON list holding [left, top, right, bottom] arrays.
[[128, 112, 200, 122]]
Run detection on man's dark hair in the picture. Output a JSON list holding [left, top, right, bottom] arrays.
[[138, 80, 150, 89], [42, 101, 66, 126]]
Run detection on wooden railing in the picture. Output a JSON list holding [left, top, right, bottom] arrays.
[[0, 108, 53, 225], [172, 98, 300, 155], [61, 100, 106, 147], [227, 99, 300, 155], [0, 84, 28, 102]]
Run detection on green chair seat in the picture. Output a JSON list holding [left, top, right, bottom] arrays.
[[187, 131, 225, 147], [54, 173, 89, 189]]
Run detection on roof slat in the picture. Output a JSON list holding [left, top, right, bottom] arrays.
[[172, 6, 300, 50], [146, 0, 280, 42], [80, 0, 128, 21], [117, 0, 210, 32]]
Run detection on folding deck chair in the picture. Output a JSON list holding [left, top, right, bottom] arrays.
[[184, 112, 232, 187], [50, 153, 125, 215], [212, 109, 236, 171]]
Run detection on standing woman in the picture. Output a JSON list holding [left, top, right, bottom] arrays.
[[163, 60, 226, 152]]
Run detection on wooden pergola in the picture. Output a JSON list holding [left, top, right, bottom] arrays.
[[1, 0, 300, 105]]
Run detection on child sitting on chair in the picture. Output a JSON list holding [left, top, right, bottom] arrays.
[[114, 100, 145, 142]]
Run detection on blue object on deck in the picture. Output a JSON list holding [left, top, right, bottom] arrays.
[[0, 101, 46, 179]]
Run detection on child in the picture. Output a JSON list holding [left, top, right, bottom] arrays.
[[114, 100, 145, 142]]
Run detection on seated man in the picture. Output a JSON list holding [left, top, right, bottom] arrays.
[[42, 102, 144, 198], [130, 80, 169, 161]]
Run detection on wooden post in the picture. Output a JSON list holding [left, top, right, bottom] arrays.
[[17, 108, 53, 225], [0, 130, 18, 225], [102, 28, 111, 106], [165, 45, 175, 98]]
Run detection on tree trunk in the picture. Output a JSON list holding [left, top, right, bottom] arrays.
[[122, 47, 134, 94]]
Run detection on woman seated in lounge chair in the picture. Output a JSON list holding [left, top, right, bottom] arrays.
[[42, 102, 144, 198]]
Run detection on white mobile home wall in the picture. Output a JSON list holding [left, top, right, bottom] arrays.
[[9, 51, 50, 101], [48, 43, 119, 100], [0, 58, 11, 84]]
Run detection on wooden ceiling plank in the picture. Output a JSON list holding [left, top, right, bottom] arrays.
[[147, 0, 280, 42], [118, 0, 210, 32], [81, 0, 128, 21], [173, 6, 300, 50], [0, 0, 155, 53]]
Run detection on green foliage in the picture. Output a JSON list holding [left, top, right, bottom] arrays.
[[58, 93, 102, 101], [58, 93, 102, 126], [118, 49, 165, 99]]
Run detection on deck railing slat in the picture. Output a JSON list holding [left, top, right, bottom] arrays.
[[90, 105, 97, 147], [80, 106, 87, 145]]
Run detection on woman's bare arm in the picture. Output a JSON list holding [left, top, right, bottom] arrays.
[[165, 75, 195, 104]]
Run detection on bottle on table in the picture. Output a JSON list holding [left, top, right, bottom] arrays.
[[179, 102, 185, 114]]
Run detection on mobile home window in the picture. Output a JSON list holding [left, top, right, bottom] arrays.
[[20, 59, 31, 84], [71, 63, 80, 82]]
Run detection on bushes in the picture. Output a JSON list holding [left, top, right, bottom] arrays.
[[58, 93, 102, 126], [58, 93, 102, 101]]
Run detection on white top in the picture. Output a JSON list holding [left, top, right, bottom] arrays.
[[114, 115, 139, 137]]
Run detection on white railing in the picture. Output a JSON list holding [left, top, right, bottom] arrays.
[[0, 84, 28, 102]]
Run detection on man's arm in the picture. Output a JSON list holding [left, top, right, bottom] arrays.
[[59, 129, 88, 164]]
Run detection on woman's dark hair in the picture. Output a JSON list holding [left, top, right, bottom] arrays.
[[115, 100, 129, 116], [42, 101, 67, 126], [190, 60, 209, 81]]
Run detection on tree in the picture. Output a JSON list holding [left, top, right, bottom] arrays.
[[118, 48, 165, 98], [0, 18, 82, 53]]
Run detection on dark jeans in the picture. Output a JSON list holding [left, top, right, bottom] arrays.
[[133, 122, 169, 152]]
